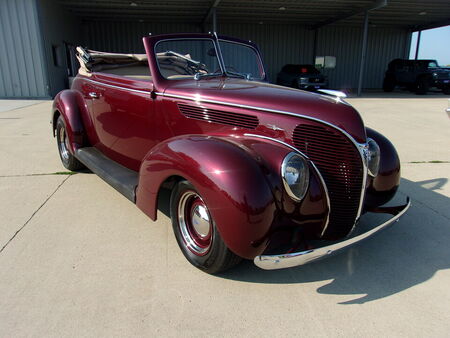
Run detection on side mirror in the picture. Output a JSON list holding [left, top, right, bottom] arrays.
[[315, 56, 336, 70]]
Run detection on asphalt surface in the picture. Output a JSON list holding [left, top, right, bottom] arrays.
[[0, 95, 449, 337]]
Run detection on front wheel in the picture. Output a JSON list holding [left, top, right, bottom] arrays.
[[415, 78, 429, 95], [56, 116, 84, 171], [170, 180, 241, 274]]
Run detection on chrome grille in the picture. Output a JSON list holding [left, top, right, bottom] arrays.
[[293, 123, 363, 239]]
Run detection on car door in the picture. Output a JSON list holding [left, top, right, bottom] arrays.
[[89, 77, 158, 172]]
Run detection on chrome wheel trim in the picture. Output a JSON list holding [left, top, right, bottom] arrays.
[[59, 125, 70, 161], [178, 191, 212, 256]]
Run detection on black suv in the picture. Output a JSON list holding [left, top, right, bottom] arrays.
[[383, 59, 450, 95], [276, 64, 328, 91]]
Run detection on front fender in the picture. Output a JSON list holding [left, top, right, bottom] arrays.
[[52, 90, 89, 153], [136, 135, 277, 259], [364, 127, 401, 208]]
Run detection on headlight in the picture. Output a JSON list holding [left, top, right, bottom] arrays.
[[367, 138, 380, 177], [281, 152, 310, 201]]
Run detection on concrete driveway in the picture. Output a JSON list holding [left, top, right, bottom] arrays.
[[0, 96, 449, 337]]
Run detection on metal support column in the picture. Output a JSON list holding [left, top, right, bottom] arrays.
[[415, 30, 422, 60], [357, 10, 369, 97], [212, 7, 217, 32], [312, 29, 318, 64]]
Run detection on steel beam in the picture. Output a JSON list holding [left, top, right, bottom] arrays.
[[357, 10, 369, 97], [202, 0, 221, 27], [212, 7, 217, 32], [312, 29, 318, 64], [312, 0, 387, 29]]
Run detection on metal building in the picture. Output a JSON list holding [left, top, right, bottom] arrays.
[[1, 0, 449, 98]]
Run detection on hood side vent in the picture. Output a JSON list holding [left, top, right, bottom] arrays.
[[178, 103, 259, 129]]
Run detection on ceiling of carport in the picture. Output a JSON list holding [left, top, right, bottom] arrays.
[[58, 0, 450, 30]]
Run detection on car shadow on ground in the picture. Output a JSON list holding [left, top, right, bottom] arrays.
[[159, 177, 450, 304]]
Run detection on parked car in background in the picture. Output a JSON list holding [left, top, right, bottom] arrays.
[[52, 33, 409, 274], [277, 64, 328, 91], [383, 58, 450, 95]]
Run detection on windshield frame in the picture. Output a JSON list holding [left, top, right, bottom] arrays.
[[150, 34, 267, 83]]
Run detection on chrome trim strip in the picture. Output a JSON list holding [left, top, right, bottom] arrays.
[[83, 78, 151, 95], [244, 133, 330, 237], [310, 161, 331, 238], [254, 198, 411, 270], [243, 133, 308, 159], [159, 92, 368, 224]]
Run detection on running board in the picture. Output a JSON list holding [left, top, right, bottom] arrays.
[[75, 147, 138, 202]]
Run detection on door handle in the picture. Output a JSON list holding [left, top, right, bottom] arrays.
[[88, 92, 99, 99]]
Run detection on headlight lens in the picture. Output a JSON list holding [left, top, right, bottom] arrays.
[[281, 152, 310, 201], [367, 138, 380, 177]]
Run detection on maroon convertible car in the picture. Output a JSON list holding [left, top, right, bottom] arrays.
[[52, 33, 410, 274]]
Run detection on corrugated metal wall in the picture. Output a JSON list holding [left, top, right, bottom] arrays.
[[219, 23, 314, 83], [82, 21, 410, 89], [82, 21, 202, 53], [317, 26, 411, 89], [0, 0, 48, 98]]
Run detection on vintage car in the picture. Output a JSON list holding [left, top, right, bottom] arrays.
[[52, 33, 410, 274]]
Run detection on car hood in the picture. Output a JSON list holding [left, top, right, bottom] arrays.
[[164, 78, 367, 143]]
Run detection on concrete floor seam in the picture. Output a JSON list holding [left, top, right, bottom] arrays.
[[0, 173, 76, 178], [0, 175, 71, 254]]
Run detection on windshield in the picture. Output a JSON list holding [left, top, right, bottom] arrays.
[[219, 40, 265, 80], [154, 38, 265, 81], [155, 39, 221, 80]]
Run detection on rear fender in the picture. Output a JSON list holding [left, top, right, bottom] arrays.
[[52, 90, 89, 153]]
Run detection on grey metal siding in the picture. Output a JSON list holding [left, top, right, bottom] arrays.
[[0, 0, 48, 98], [37, 0, 82, 97], [219, 23, 314, 83], [82, 21, 202, 53], [81, 21, 410, 89], [317, 26, 411, 89]]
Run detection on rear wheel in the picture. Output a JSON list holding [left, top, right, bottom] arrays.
[[56, 116, 84, 171], [170, 180, 241, 274], [443, 86, 450, 95], [382, 76, 395, 92]]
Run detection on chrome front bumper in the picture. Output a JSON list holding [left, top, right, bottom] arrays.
[[254, 198, 411, 270]]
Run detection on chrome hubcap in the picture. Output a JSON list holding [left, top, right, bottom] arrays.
[[191, 204, 210, 238], [59, 126, 70, 161], [178, 191, 212, 255]]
